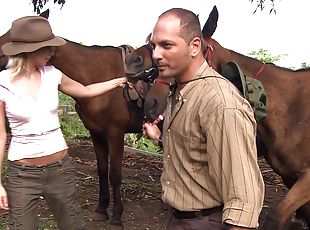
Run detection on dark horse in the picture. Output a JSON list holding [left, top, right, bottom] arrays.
[[0, 11, 156, 227], [144, 6, 310, 230]]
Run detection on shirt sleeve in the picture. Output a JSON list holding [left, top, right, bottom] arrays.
[[206, 107, 264, 228], [42, 65, 63, 85], [0, 87, 5, 102]]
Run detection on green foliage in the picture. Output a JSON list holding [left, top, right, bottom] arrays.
[[59, 92, 89, 138], [60, 115, 89, 138], [124, 133, 162, 154], [248, 48, 286, 63], [59, 92, 75, 106], [38, 218, 58, 229], [301, 62, 310, 68]]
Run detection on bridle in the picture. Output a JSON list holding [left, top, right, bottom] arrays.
[[203, 41, 214, 67]]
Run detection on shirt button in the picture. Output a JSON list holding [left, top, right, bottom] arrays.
[[168, 129, 171, 133], [167, 155, 170, 159], [167, 181, 170, 185], [183, 98, 187, 102]]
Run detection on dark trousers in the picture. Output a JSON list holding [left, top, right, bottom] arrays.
[[167, 209, 226, 230], [5, 155, 85, 230]]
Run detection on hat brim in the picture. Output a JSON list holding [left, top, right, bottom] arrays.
[[1, 36, 66, 56]]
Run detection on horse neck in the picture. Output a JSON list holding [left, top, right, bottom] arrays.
[[50, 41, 89, 84], [50, 39, 122, 85], [228, 50, 265, 79]]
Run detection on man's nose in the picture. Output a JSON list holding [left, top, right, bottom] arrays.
[[152, 46, 162, 61]]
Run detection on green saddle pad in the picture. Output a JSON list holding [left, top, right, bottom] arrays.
[[221, 61, 267, 122]]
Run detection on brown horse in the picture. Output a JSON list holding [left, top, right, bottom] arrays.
[[144, 6, 310, 230], [0, 30, 9, 71], [0, 12, 157, 227]]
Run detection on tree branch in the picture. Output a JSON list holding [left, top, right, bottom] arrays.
[[31, 0, 66, 14]]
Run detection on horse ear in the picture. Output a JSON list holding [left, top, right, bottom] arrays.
[[40, 9, 50, 19], [202, 5, 218, 38]]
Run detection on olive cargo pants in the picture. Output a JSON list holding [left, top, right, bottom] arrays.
[[5, 154, 85, 230]]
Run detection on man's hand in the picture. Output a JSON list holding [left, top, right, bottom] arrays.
[[142, 122, 161, 143]]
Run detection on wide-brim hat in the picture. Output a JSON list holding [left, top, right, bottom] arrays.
[[1, 15, 66, 56]]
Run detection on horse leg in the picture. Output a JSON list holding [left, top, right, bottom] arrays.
[[89, 131, 110, 221], [107, 127, 125, 226], [294, 202, 310, 229], [264, 171, 310, 229]]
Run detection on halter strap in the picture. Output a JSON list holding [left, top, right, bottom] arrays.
[[154, 78, 172, 86], [255, 63, 266, 78]]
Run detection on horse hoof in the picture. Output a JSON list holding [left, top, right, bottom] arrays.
[[109, 219, 123, 228], [89, 212, 109, 222], [108, 224, 124, 230]]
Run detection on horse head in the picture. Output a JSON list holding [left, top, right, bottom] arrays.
[[143, 77, 174, 122], [124, 42, 158, 83]]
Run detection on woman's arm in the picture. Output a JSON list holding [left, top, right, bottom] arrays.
[[0, 101, 8, 210], [58, 74, 128, 99]]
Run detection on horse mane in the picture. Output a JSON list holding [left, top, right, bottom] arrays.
[[63, 38, 116, 50], [88, 45, 116, 49], [228, 49, 296, 73], [294, 67, 310, 72]]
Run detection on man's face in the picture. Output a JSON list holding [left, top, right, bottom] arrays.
[[151, 15, 191, 79]]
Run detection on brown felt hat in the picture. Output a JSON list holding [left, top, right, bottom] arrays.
[[1, 16, 66, 56]]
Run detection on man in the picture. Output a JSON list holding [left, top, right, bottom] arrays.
[[143, 8, 264, 230]]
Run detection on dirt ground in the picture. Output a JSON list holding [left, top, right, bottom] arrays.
[[1, 138, 309, 230]]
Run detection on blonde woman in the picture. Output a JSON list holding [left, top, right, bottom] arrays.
[[0, 16, 128, 230]]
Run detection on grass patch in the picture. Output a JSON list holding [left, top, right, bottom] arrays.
[[38, 218, 58, 230]]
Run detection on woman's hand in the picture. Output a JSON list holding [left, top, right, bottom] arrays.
[[117, 77, 128, 88], [117, 77, 133, 89], [0, 185, 8, 210]]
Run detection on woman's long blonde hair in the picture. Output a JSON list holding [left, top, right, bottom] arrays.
[[7, 54, 27, 77]]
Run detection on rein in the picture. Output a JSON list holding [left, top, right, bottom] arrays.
[[154, 78, 172, 86]]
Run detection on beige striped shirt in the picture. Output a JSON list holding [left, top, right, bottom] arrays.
[[161, 61, 264, 228]]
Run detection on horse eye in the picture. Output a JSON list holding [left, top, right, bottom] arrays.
[[148, 43, 155, 50]]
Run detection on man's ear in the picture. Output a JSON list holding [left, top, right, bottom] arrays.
[[190, 37, 202, 57]]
